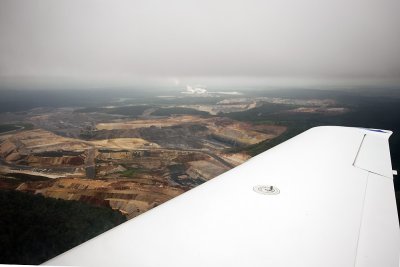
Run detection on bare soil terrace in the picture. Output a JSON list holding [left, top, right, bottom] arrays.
[[0, 113, 286, 219]]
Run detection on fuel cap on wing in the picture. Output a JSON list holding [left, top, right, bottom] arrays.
[[253, 185, 280, 195]]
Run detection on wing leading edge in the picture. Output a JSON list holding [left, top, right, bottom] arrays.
[[43, 126, 400, 267]]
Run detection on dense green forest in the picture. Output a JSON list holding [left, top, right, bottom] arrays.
[[0, 190, 126, 265], [0, 124, 21, 133], [0, 123, 34, 133]]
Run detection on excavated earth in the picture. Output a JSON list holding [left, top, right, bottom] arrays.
[[0, 115, 286, 219]]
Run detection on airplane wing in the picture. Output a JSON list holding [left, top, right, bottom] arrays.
[[42, 126, 399, 267]]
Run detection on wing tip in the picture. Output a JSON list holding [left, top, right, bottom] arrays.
[[306, 126, 393, 139]]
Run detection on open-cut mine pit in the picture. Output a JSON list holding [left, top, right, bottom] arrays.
[[0, 113, 286, 220]]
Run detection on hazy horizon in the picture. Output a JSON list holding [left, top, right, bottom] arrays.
[[1, 0, 400, 90]]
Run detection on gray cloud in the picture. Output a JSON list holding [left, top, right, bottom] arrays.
[[0, 0, 399, 89]]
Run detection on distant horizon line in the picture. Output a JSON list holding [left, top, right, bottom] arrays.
[[1, 75, 400, 91]]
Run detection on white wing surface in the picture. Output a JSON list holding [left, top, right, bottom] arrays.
[[43, 126, 400, 267]]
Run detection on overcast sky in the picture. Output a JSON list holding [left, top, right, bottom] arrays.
[[0, 0, 399, 89]]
